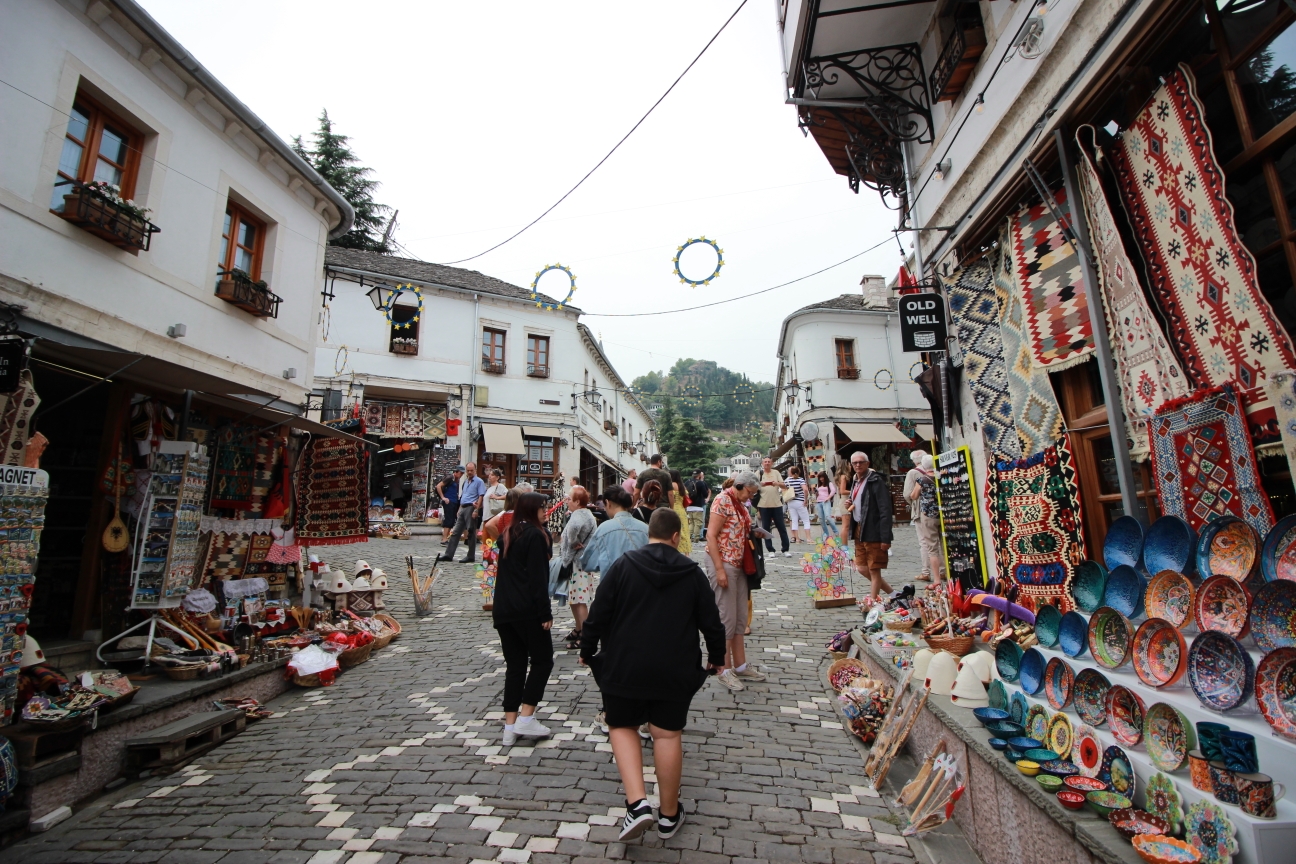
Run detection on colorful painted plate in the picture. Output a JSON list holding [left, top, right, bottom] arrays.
[[1194, 575, 1251, 639], [1088, 606, 1135, 669], [1104, 515, 1145, 571], [1064, 774, 1109, 793], [1073, 723, 1103, 777], [1188, 631, 1255, 712], [1072, 560, 1108, 613], [996, 639, 1024, 682], [1059, 610, 1089, 657], [1009, 690, 1029, 727], [987, 678, 1009, 713], [1074, 667, 1112, 726], [1197, 516, 1258, 583], [1145, 515, 1196, 576], [1261, 513, 1296, 583], [1040, 759, 1079, 777], [1020, 648, 1046, 695], [1100, 745, 1136, 798], [1256, 646, 1296, 741], [1146, 570, 1195, 628], [1133, 617, 1188, 688], [1251, 579, 1296, 653], [1105, 564, 1147, 619], [1025, 703, 1050, 743], [1184, 800, 1238, 864], [1024, 747, 1060, 762], [1046, 710, 1074, 759], [1088, 789, 1133, 816], [1106, 685, 1147, 746], [1044, 656, 1074, 711], [1145, 771, 1187, 836], [1144, 702, 1195, 773], [1110, 807, 1172, 841], [1131, 834, 1203, 864], [1035, 603, 1063, 648]]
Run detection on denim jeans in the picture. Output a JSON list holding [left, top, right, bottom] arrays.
[[815, 500, 835, 541], [759, 506, 790, 552]]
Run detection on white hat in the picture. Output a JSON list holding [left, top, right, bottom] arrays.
[[958, 651, 996, 686], [911, 648, 935, 682], [353, 560, 372, 578], [352, 575, 372, 590], [20, 634, 45, 669], [950, 663, 990, 707], [326, 572, 353, 593], [371, 569, 389, 590], [925, 651, 959, 696]]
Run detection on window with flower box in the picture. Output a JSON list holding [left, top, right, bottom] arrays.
[[389, 304, 420, 355], [214, 203, 279, 318], [482, 328, 506, 373]]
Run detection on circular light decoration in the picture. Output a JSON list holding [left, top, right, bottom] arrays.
[[747, 420, 764, 435], [530, 264, 577, 311], [681, 385, 703, 408], [384, 283, 423, 330], [874, 368, 894, 390], [733, 383, 755, 405], [334, 345, 349, 375], [672, 237, 724, 287], [909, 361, 924, 381]]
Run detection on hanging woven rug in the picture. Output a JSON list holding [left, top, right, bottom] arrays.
[[296, 435, 369, 546], [945, 260, 1022, 460]]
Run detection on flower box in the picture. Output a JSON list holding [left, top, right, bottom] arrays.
[[482, 360, 506, 374], [215, 270, 281, 319], [59, 186, 159, 252], [390, 340, 419, 355], [527, 365, 550, 378], [837, 367, 861, 380]]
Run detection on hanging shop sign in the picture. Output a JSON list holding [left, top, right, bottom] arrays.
[[934, 445, 988, 590], [898, 293, 948, 353], [0, 468, 47, 723]]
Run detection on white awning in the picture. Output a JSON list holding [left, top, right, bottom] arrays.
[[835, 422, 912, 444], [481, 423, 526, 455], [523, 427, 558, 439], [916, 424, 935, 440]]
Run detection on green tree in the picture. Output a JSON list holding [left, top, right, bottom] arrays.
[[654, 398, 679, 457], [293, 110, 392, 251], [662, 415, 718, 476]]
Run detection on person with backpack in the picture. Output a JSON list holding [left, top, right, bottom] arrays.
[[685, 470, 710, 542]]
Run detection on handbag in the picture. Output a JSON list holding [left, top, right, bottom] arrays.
[[741, 539, 757, 576], [781, 487, 796, 504]]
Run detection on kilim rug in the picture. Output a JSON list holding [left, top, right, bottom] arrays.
[[994, 230, 1064, 454], [401, 407, 423, 438], [1075, 127, 1189, 460], [210, 426, 256, 510], [944, 261, 1022, 459], [1010, 188, 1095, 370], [422, 406, 447, 440], [1111, 65, 1296, 416], [0, 370, 38, 467], [384, 406, 404, 438], [1149, 383, 1274, 534], [247, 433, 278, 517], [987, 435, 1086, 613], [363, 402, 385, 432], [1265, 370, 1296, 465], [296, 435, 369, 545]]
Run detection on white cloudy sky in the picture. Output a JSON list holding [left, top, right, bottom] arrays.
[[139, 0, 901, 384]]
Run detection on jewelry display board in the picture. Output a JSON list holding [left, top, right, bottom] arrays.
[[131, 447, 209, 608], [934, 446, 988, 589], [407, 449, 430, 522], [0, 467, 47, 724]]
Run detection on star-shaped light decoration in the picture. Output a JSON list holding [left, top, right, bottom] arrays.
[[672, 237, 724, 287]]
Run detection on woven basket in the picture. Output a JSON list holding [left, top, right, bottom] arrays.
[[828, 657, 867, 691], [164, 665, 202, 681], [829, 650, 849, 661], [338, 642, 373, 668], [371, 629, 395, 651], [292, 673, 323, 687], [884, 619, 915, 632], [925, 634, 976, 656], [375, 614, 401, 639]]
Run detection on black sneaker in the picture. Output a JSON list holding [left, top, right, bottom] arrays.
[[618, 798, 655, 841], [657, 804, 685, 839], [459, 558, 475, 564]]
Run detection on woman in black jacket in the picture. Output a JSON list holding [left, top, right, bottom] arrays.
[[493, 492, 555, 746]]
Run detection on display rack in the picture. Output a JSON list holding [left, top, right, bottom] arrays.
[[130, 445, 209, 609], [934, 445, 988, 589], [0, 467, 48, 725]]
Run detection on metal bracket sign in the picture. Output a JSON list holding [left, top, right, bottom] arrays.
[[898, 292, 947, 352]]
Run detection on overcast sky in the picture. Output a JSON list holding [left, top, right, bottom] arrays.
[[139, 0, 901, 385]]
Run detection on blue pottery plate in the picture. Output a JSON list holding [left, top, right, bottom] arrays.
[[1072, 560, 1108, 613], [1008, 736, 1043, 751], [1104, 515, 1145, 572], [1020, 648, 1046, 695], [1261, 513, 1296, 583], [1035, 604, 1063, 648], [1074, 667, 1111, 726], [1059, 611, 1089, 658], [1252, 580, 1296, 653], [1145, 515, 1196, 576], [1009, 691, 1029, 727], [987, 719, 1025, 739], [988, 679, 1009, 712], [1040, 759, 1080, 777], [1188, 630, 1256, 711], [996, 639, 1024, 682], [973, 707, 1011, 726], [1099, 745, 1136, 798], [1024, 747, 1060, 762], [1104, 565, 1146, 619], [988, 737, 1008, 751]]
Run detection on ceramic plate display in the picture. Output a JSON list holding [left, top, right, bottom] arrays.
[[1073, 560, 1109, 613], [996, 639, 1024, 682], [1074, 668, 1112, 726], [1188, 631, 1255, 712], [1251, 579, 1296, 653], [1087, 790, 1133, 816], [1110, 808, 1172, 841], [1073, 723, 1103, 777], [1145, 702, 1195, 772], [1106, 685, 1147, 746], [973, 707, 1010, 726], [1104, 514, 1145, 570], [1145, 772, 1187, 836], [1256, 646, 1296, 740], [1024, 747, 1060, 762], [1065, 775, 1109, 793], [1020, 647, 1046, 695], [987, 679, 1009, 712], [1059, 611, 1089, 657], [1145, 515, 1196, 576], [1146, 570, 1196, 628], [1100, 745, 1136, 798], [1037, 774, 1064, 792], [986, 720, 1025, 739], [1040, 759, 1079, 777], [1025, 703, 1050, 743], [1131, 834, 1203, 864], [1133, 617, 1188, 688], [1197, 516, 1258, 583], [1105, 564, 1147, 619], [1046, 710, 1074, 759], [1261, 513, 1296, 583], [1044, 656, 1075, 710], [989, 737, 1008, 751], [1184, 800, 1238, 864], [1089, 606, 1136, 669], [1057, 789, 1087, 810], [1194, 575, 1251, 639], [1009, 691, 1029, 727], [1035, 603, 1063, 648]]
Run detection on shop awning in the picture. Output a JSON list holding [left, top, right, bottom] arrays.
[[916, 424, 935, 440], [835, 422, 912, 444], [195, 392, 369, 447], [523, 426, 560, 439], [481, 423, 526, 455]]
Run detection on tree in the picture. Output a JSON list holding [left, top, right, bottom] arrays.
[[293, 110, 392, 251], [662, 415, 718, 477], [654, 398, 679, 458]]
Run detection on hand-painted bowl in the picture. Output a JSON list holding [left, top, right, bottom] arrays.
[[1188, 630, 1255, 711], [1105, 685, 1147, 746], [986, 719, 1025, 739], [1023, 747, 1060, 763], [988, 679, 1009, 712], [1019, 647, 1046, 695], [1132, 617, 1188, 688], [1198, 515, 1258, 582], [1144, 702, 1195, 773], [1074, 667, 1112, 726], [1088, 606, 1135, 669], [1056, 789, 1087, 810], [973, 706, 1011, 726], [1086, 790, 1133, 817], [1257, 646, 1296, 740], [1007, 736, 1043, 751], [1104, 515, 1145, 571], [1044, 656, 1075, 711], [1009, 691, 1029, 727], [1072, 560, 1109, 613], [1251, 579, 1296, 653], [1131, 834, 1203, 864], [1194, 575, 1251, 638], [1064, 775, 1109, 793], [1145, 515, 1196, 576], [1146, 570, 1195, 628], [1109, 808, 1171, 841], [1104, 565, 1146, 619], [1017, 759, 1041, 776], [1039, 759, 1079, 777], [988, 737, 1009, 751], [1261, 513, 1296, 583], [1035, 603, 1063, 648], [1059, 611, 1089, 658], [996, 639, 1024, 682], [1037, 774, 1064, 792]]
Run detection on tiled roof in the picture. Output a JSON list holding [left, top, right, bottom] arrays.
[[324, 247, 573, 309], [792, 293, 898, 314]]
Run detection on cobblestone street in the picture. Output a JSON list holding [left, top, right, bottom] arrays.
[[4, 529, 958, 864]]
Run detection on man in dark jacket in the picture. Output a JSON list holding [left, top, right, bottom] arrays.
[[842, 451, 894, 603], [580, 508, 726, 842]]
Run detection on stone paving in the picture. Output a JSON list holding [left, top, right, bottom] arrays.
[[4, 525, 975, 864]]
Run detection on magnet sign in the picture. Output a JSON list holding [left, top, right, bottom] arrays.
[[898, 292, 948, 353]]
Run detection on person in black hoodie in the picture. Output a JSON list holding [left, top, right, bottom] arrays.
[[579, 508, 726, 842], [493, 492, 555, 746]]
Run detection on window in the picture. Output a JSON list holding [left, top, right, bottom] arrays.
[[526, 335, 550, 376], [389, 304, 419, 355], [482, 328, 506, 372], [218, 204, 265, 280], [50, 94, 143, 211], [517, 437, 558, 490], [835, 338, 859, 378]]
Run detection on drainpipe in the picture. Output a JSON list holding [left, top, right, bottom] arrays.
[[468, 293, 479, 457]]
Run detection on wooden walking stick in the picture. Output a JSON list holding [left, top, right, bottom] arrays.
[[897, 740, 946, 806]]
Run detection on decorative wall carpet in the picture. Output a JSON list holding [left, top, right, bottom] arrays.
[[1009, 187, 1095, 370], [247, 433, 278, 516], [296, 436, 369, 546], [994, 234, 1064, 454], [363, 402, 385, 431], [1265, 369, 1296, 466], [0, 369, 39, 467], [210, 426, 257, 510], [401, 407, 423, 438], [945, 261, 1022, 459], [208, 532, 250, 581], [421, 406, 447, 440], [1075, 128, 1188, 459], [1149, 383, 1274, 534], [987, 435, 1085, 611], [384, 406, 405, 438], [1111, 64, 1296, 429]]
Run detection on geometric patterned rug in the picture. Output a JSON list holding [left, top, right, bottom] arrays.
[[1149, 383, 1274, 535], [210, 426, 256, 511], [1265, 369, 1296, 467], [296, 435, 370, 546], [945, 260, 1022, 460]]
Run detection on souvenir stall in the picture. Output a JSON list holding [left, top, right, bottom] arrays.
[[362, 399, 448, 524]]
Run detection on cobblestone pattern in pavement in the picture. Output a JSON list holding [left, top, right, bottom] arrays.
[[5, 527, 943, 864]]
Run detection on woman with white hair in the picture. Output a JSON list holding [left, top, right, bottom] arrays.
[[704, 470, 766, 691], [908, 452, 943, 583]]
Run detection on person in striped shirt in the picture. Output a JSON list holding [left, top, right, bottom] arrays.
[[784, 466, 812, 545]]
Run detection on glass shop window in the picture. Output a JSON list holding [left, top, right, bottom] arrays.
[[517, 437, 557, 490]]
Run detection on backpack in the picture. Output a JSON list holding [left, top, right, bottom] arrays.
[[688, 479, 708, 505]]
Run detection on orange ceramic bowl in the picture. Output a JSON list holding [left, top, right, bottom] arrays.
[[1131, 834, 1202, 864], [1132, 618, 1188, 688]]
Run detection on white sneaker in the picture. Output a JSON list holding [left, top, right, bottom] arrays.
[[716, 669, 745, 691], [502, 726, 517, 747], [783, 551, 793, 558], [735, 665, 767, 682], [513, 715, 551, 739], [595, 711, 609, 734], [638, 722, 652, 740]]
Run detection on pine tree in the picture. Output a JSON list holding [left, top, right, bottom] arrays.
[[293, 110, 391, 252]]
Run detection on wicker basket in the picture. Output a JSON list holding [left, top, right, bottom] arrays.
[[164, 665, 202, 681], [338, 642, 373, 668], [884, 618, 915, 632], [371, 628, 395, 651], [925, 634, 976, 656], [375, 614, 401, 639], [292, 673, 323, 687], [828, 657, 867, 691], [829, 650, 849, 661]]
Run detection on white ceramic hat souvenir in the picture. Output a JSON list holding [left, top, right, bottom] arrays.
[[949, 663, 990, 707], [19, 634, 44, 668], [353, 560, 372, 578], [911, 648, 934, 682], [371, 569, 389, 590], [925, 651, 959, 695], [326, 572, 353, 593], [352, 575, 372, 590], [958, 651, 996, 685]]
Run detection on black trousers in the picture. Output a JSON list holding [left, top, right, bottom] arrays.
[[760, 506, 790, 552], [443, 505, 480, 560], [496, 618, 555, 712]]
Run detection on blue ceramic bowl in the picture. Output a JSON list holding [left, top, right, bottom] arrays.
[[1024, 747, 1060, 763], [1103, 515, 1145, 571], [973, 707, 1011, 726], [1145, 515, 1196, 576], [1103, 565, 1146, 619], [1072, 560, 1108, 613], [1006, 746, 1025, 762], [1008, 736, 1043, 751], [1019, 648, 1046, 695], [986, 720, 1025, 739], [1261, 513, 1296, 583], [1059, 611, 1089, 658], [1035, 604, 1063, 648], [988, 737, 1009, 751], [996, 639, 1024, 682]]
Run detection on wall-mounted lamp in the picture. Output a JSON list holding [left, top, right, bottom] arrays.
[[167, 323, 187, 338], [283, 367, 298, 379], [572, 389, 603, 412], [365, 283, 396, 311], [934, 159, 952, 181], [974, 94, 985, 114]]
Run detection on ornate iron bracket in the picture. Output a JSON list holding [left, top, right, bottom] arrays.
[[801, 43, 933, 144], [799, 108, 907, 208]]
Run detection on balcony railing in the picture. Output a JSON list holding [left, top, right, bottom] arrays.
[[930, 21, 987, 103], [481, 359, 506, 374], [837, 367, 860, 380], [57, 181, 160, 252], [527, 364, 550, 378], [390, 338, 419, 355], [215, 269, 282, 319]]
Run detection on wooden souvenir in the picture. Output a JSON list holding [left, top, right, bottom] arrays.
[[408, 555, 439, 617], [864, 670, 928, 788], [901, 750, 964, 835]]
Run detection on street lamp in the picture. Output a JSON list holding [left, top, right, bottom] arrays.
[[366, 283, 397, 311], [782, 379, 813, 408], [571, 389, 603, 412]]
